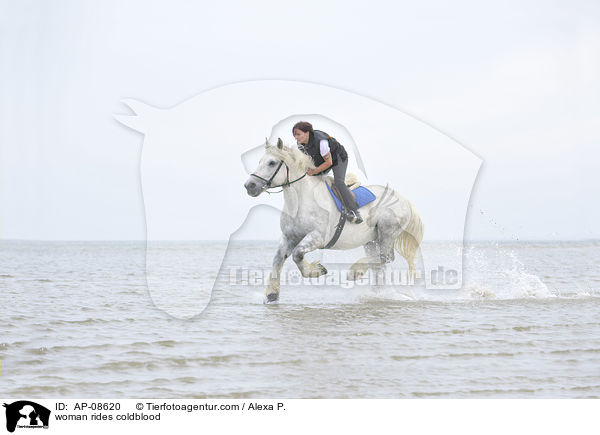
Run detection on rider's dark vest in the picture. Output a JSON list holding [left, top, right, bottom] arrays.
[[299, 130, 348, 172]]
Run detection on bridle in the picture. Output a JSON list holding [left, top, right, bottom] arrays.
[[250, 160, 307, 194]]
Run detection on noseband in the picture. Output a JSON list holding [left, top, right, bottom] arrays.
[[250, 160, 307, 193]]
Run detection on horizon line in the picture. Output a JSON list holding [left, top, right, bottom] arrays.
[[1, 238, 599, 243]]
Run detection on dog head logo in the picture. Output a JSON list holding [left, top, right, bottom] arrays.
[[3, 401, 50, 433], [114, 80, 481, 317]]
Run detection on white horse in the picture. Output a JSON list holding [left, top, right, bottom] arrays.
[[244, 139, 424, 302]]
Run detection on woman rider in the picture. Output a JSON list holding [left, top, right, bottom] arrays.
[[292, 121, 362, 224]]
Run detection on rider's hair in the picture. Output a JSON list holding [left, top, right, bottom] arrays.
[[292, 121, 313, 134]]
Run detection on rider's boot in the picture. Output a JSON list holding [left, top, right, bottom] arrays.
[[343, 208, 354, 222], [344, 209, 363, 224]]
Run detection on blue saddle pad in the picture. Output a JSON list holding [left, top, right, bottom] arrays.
[[326, 184, 376, 212]]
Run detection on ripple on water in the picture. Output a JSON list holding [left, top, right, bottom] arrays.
[[512, 325, 535, 331], [48, 343, 114, 353], [391, 351, 520, 361], [546, 348, 600, 355], [128, 340, 183, 349], [98, 360, 158, 371], [25, 347, 49, 355], [174, 377, 200, 384], [17, 358, 46, 366], [155, 340, 178, 347], [10, 385, 74, 396], [50, 318, 111, 326]]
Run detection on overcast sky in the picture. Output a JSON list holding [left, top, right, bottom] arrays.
[[1, 0, 599, 240]]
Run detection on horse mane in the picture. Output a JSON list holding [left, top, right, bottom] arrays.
[[265, 143, 315, 172]]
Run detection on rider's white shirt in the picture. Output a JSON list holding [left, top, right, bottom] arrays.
[[319, 139, 330, 156]]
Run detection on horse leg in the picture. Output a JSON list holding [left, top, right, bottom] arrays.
[[358, 209, 404, 286], [292, 231, 328, 278], [265, 237, 296, 303], [348, 241, 380, 281], [375, 209, 404, 264]]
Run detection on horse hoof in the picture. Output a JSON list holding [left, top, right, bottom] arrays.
[[265, 293, 279, 303], [347, 269, 365, 281], [316, 263, 328, 276], [310, 262, 328, 277]]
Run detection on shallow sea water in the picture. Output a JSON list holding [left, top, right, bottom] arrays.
[[1, 240, 599, 398]]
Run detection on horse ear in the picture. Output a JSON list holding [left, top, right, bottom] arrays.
[[277, 138, 283, 149]]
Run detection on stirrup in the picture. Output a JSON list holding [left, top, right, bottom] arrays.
[[344, 209, 362, 223], [342, 208, 355, 222]]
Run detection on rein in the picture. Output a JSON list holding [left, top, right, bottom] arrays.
[[250, 160, 307, 194]]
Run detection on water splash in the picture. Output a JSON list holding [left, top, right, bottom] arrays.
[[347, 243, 588, 302]]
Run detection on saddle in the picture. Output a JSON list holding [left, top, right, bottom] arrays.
[[324, 175, 376, 212], [320, 174, 376, 249]]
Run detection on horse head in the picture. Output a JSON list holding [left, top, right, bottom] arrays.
[[244, 138, 313, 197]]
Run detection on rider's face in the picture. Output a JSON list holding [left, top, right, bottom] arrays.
[[293, 128, 310, 145]]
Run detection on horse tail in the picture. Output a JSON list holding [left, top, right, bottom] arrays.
[[394, 201, 424, 279]]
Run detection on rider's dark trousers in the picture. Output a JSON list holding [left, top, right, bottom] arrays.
[[331, 157, 358, 212]]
